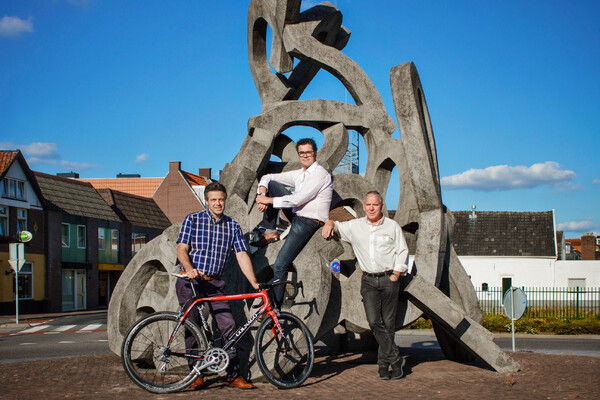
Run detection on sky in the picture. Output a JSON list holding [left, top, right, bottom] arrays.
[[1, 0, 599, 239]]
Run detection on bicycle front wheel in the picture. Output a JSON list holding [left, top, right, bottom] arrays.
[[255, 311, 314, 389], [121, 312, 208, 393]]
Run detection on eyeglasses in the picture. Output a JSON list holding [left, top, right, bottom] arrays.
[[298, 151, 314, 156]]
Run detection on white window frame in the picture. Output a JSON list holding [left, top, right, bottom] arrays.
[[98, 228, 105, 250], [2, 178, 25, 200], [111, 229, 119, 252], [77, 225, 86, 249], [132, 232, 147, 254], [0, 206, 8, 236], [62, 223, 70, 247], [16, 208, 27, 233]]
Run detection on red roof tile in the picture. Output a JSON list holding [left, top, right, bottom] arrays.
[[78, 178, 163, 198], [0, 151, 18, 176], [181, 171, 208, 186]]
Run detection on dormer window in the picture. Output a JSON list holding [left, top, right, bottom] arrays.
[[2, 178, 25, 200]]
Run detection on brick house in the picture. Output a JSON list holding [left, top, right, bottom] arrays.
[[0, 150, 46, 314], [34, 172, 123, 312]]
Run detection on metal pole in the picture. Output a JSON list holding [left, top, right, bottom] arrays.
[[511, 287, 515, 352], [15, 270, 19, 325]]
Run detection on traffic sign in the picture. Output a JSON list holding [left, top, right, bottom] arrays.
[[9, 243, 25, 272], [18, 230, 33, 242], [503, 287, 527, 320]]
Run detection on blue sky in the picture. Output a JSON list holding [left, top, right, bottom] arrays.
[[1, 0, 598, 238]]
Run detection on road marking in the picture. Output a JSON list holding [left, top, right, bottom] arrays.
[[20, 343, 36, 345], [78, 324, 102, 332], [20, 325, 50, 334], [59, 341, 75, 344], [52, 325, 77, 332]]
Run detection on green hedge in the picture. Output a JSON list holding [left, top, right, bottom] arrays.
[[406, 315, 600, 335]]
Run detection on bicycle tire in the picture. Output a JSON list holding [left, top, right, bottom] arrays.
[[121, 311, 208, 393], [255, 311, 314, 389]]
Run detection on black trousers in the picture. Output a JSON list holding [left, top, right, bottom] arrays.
[[360, 274, 402, 366], [175, 277, 240, 380]]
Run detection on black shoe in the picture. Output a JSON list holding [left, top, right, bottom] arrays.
[[390, 358, 406, 380], [378, 364, 391, 380]]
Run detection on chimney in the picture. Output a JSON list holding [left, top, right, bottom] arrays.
[[581, 233, 596, 260], [198, 168, 212, 180], [169, 161, 181, 173], [57, 171, 79, 178]]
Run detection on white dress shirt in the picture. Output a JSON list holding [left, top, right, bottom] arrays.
[[334, 216, 409, 274], [258, 161, 332, 223]]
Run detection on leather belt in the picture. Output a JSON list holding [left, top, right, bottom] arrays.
[[198, 275, 218, 281], [363, 270, 394, 277], [302, 216, 325, 226]]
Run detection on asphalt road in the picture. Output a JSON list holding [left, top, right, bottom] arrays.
[[0, 312, 110, 364], [1, 312, 599, 364]]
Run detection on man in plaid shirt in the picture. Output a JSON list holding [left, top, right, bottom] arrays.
[[176, 182, 259, 390]]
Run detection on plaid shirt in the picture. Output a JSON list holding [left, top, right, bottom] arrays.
[[177, 210, 248, 277]]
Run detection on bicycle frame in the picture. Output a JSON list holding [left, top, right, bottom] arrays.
[[168, 287, 286, 363]]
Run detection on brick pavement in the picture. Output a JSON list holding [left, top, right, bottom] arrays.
[[1, 346, 598, 400]]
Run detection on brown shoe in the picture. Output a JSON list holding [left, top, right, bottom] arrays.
[[250, 231, 280, 247], [226, 376, 256, 389], [190, 375, 204, 389]]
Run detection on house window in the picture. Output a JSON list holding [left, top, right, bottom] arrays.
[[98, 228, 105, 250], [14, 262, 33, 300], [565, 243, 571, 253], [568, 278, 586, 290], [481, 283, 488, 292], [17, 209, 27, 232], [132, 233, 147, 254], [77, 225, 86, 248], [111, 229, 119, 251], [2, 178, 25, 200], [0, 206, 8, 236], [62, 223, 70, 247]]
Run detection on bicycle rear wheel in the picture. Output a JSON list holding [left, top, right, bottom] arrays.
[[255, 311, 314, 389], [121, 312, 208, 393]]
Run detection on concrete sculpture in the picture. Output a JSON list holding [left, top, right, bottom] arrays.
[[108, 0, 519, 374]]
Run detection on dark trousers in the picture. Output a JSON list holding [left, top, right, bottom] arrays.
[[175, 277, 239, 380], [260, 181, 321, 307], [360, 274, 402, 366]]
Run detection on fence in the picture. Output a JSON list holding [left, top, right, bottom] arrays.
[[475, 287, 600, 319]]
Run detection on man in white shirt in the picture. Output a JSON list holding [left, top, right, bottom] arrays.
[[251, 138, 333, 307], [322, 191, 409, 380]]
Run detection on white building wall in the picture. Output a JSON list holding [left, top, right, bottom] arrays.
[[458, 256, 600, 289]]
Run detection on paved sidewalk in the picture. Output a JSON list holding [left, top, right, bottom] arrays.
[[1, 346, 598, 400]]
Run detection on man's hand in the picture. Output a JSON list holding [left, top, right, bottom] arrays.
[[256, 194, 272, 212], [322, 220, 335, 239], [184, 268, 201, 280], [389, 274, 399, 282]]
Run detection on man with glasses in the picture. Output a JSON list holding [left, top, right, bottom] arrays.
[[250, 138, 333, 308]]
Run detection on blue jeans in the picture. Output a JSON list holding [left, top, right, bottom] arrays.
[[261, 181, 321, 307]]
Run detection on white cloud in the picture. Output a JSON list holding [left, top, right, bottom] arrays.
[[0, 16, 34, 37], [60, 160, 102, 170], [593, 178, 600, 184], [557, 220, 600, 232], [136, 153, 149, 163], [21, 142, 60, 159], [441, 161, 576, 191]]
